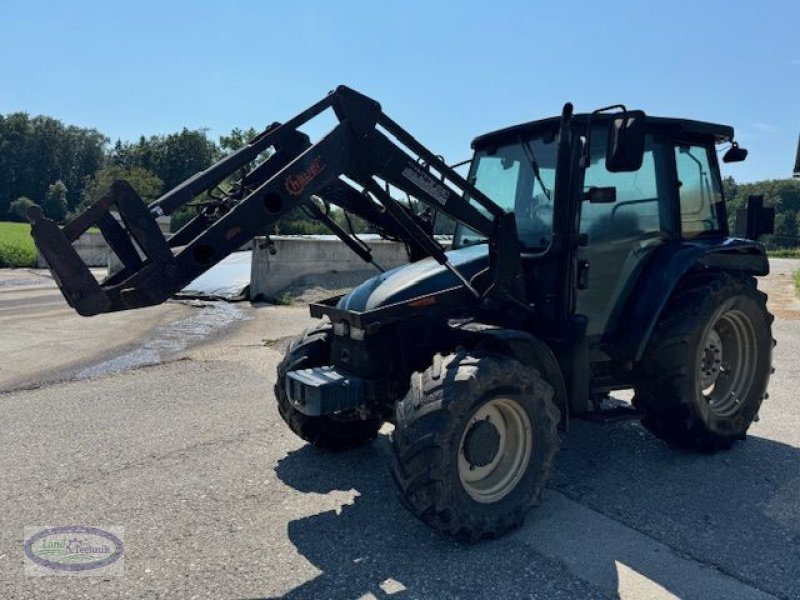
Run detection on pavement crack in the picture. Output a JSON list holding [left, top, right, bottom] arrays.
[[263, 335, 296, 350]]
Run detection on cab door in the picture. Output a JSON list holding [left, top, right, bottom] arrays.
[[576, 130, 674, 337]]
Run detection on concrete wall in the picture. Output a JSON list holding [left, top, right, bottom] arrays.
[[37, 224, 443, 302], [250, 236, 409, 300], [37, 230, 110, 268]]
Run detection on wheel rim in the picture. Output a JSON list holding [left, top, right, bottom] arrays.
[[698, 308, 758, 417], [458, 397, 532, 504]]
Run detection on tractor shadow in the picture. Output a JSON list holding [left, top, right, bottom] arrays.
[[264, 437, 604, 600], [265, 421, 800, 599], [549, 419, 800, 598]]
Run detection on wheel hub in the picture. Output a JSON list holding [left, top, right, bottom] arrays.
[[457, 397, 533, 504], [700, 328, 723, 390], [462, 418, 501, 468], [697, 308, 759, 418]]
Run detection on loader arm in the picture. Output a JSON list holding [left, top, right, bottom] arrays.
[[29, 85, 523, 316]]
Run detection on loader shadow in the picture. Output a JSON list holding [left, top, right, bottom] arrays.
[[262, 422, 800, 599]]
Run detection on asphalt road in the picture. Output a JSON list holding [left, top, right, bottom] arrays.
[[0, 269, 192, 392], [1, 262, 799, 599]]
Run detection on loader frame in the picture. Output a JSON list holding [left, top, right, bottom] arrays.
[[29, 86, 535, 317]]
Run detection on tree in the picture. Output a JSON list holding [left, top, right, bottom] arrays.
[[42, 180, 68, 222], [722, 176, 737, 205], [111, 128, 220, 191], [332, 207, 373, 234], [724, 177, 800, 249], [219, 126, 268, 179], [771, 210, 798, 249], [79, 165, 163, 212], [0, 112, 106, 216], [8, 197, 35, 222], [60, 125, 107, 211], [219, 127, 260, 153]]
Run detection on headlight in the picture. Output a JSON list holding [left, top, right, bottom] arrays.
[[333, 322, 349, 336]]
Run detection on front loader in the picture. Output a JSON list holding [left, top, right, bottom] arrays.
[[29, 86, 775, 541]]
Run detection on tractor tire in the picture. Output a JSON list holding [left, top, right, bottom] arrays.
[[275, 322, 382, 451], [634, 271, 773, 453], [390, 351, 560, 542]]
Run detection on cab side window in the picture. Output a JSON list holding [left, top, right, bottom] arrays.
[[675, 145, 722, 236], [580, 132, 665, 242]]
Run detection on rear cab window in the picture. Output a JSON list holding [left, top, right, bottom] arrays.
[[674, 144, 723, 237]]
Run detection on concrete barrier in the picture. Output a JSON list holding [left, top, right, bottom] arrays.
[[249, 235, 409, 300], [39, 226, 445, 301], [107, 236, 253, 276], [36, 230, 109, 268]]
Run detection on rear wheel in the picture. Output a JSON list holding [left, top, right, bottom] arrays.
[[390, 351, 560, 541], [634, 271, 773, 452], [275, 322, 382, 451]]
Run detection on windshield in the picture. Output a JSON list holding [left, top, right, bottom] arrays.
[[454, 131, 558, 250]]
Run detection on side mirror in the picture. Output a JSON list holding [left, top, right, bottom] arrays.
[[722, 142, 748, 163], [606, 110, 646, 173], [584, 186, 617, 203]]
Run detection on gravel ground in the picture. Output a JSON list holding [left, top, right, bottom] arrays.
[[274, 270, 377, 305]]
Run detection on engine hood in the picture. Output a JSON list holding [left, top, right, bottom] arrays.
[[337, 244, 489, 312]]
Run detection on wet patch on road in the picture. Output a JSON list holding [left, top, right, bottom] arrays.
[[74, 301, 246, 380]]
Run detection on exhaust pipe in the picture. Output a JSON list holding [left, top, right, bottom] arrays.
[[794, 132, 800, 179]]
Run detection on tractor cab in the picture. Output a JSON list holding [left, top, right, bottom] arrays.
[[455, 112, 749, 340]]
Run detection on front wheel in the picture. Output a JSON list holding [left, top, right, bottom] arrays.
[[274, 323, 382, 451], [634, 272, 774, 452], [390, 351, 560, 542]]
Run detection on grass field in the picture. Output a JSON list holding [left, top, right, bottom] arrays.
[[0, 221, 37, 267]]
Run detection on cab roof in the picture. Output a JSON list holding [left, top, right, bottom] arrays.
[[471, 113, 735, 149]]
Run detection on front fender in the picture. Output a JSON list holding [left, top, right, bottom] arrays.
[[615, 237, 768, 363], [451, 322, 570, 429]]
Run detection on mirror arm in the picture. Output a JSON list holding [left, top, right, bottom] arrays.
[[581, 104, 628, 168], [449, 158, 472, 170]]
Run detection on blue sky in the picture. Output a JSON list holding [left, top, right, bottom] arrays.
[[1, 0, 797, 183]]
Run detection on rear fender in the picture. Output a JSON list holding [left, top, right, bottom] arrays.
[[615, 238, 768, 363]]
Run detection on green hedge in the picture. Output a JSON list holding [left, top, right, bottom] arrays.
[[768, 249, 800, 258]]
